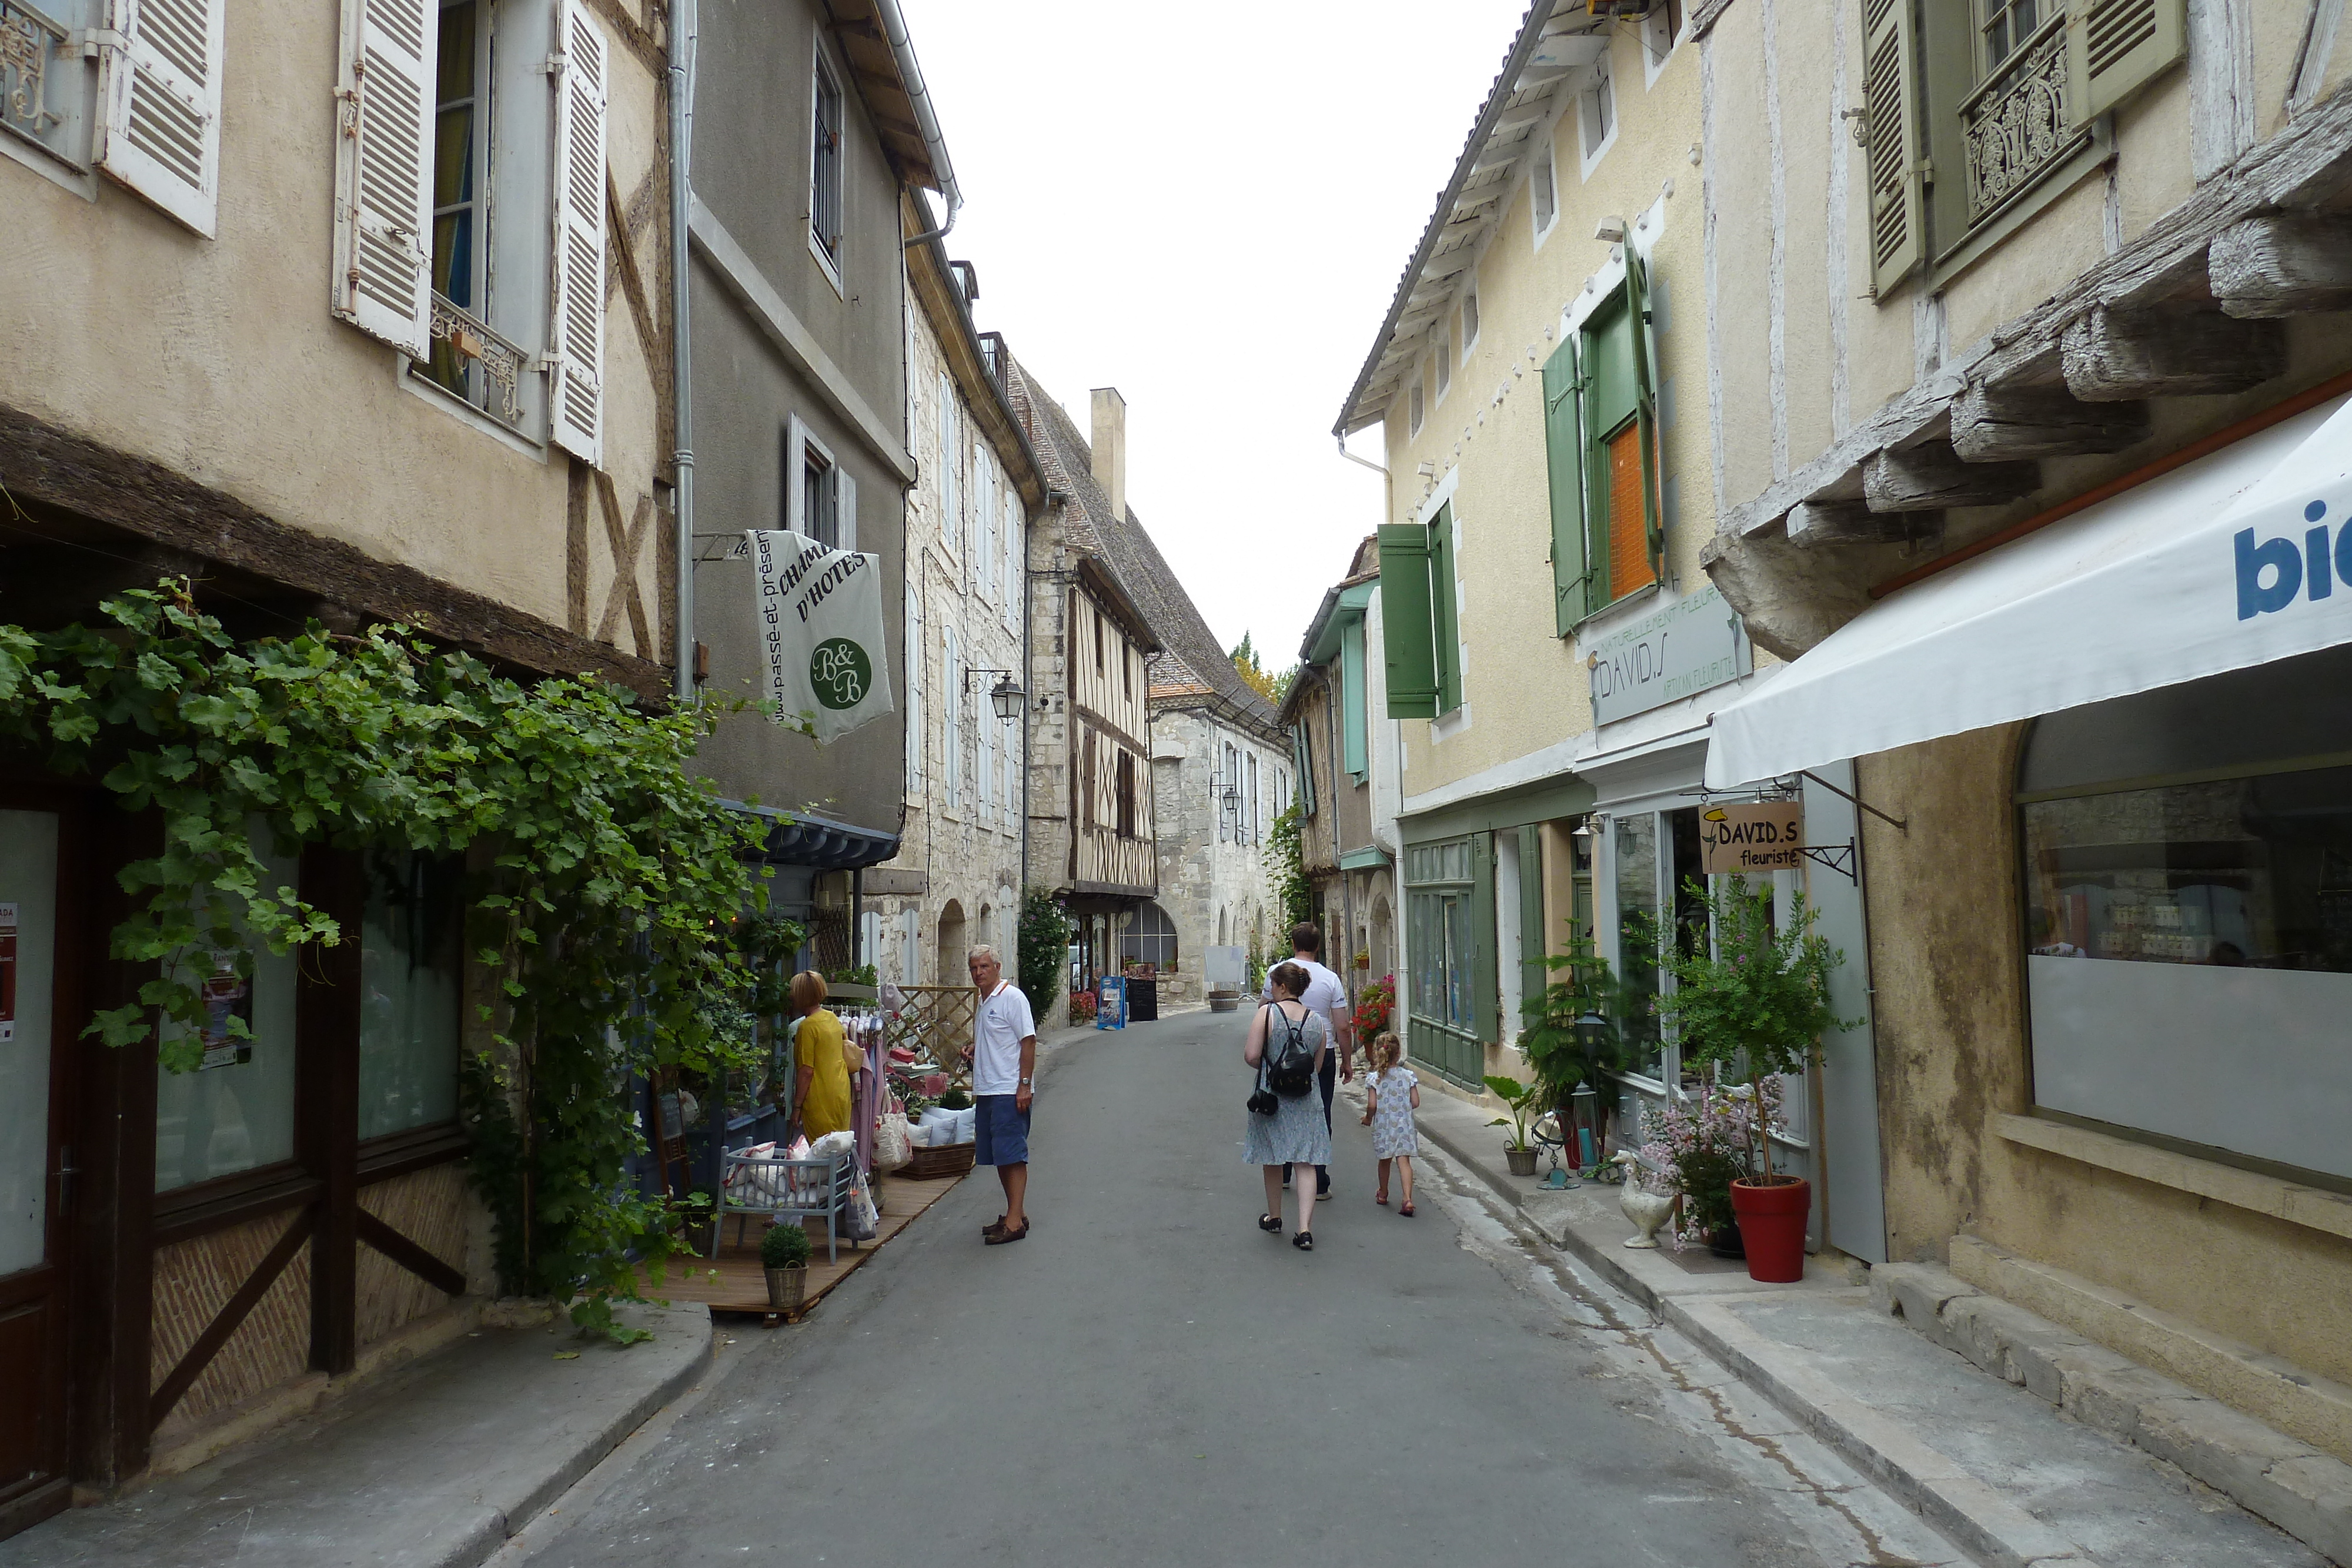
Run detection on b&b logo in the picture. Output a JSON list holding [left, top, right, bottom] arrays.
[[2237, 500, 2347, 620]]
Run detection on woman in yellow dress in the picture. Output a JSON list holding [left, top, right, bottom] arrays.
[[791, 971, 857, 1140]]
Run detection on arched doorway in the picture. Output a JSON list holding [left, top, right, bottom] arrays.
[[936, 898, 967, 986], [1369, 893, 1394, 981]]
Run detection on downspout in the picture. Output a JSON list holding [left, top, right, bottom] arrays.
[[878, 0, 961, 248], [669, 0, 699, 701], [1324, 663, 1355, 1018], [1337, 433, 1394, 527]]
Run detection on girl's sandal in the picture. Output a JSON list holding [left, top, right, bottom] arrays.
[[1258, 1213, 1282, 1233], [1399, 1202, 1416, 1217], [1292, 1231, 1314, 1251], [1375, 1191, 1389, 1206]]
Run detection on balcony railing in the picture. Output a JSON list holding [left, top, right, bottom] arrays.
[[1959, 16, 2083, 228], [424, 292, 530, 425], [1, 0, 68, 145]]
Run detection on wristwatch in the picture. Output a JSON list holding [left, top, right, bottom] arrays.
[[1018, 1076, 1033, 1086]]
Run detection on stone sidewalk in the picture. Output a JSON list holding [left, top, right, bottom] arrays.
[[9, 1301, 713, 1568], [1385, 1079, 2342, 1568]]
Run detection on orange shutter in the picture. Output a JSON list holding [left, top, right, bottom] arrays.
[[1606, 425, 1655, 600]]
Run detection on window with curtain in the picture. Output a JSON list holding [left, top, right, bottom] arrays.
[[358, 850, 465, 1140]]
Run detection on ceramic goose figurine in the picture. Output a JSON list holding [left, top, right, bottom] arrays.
[[1611, 1152, 1677, 1249]]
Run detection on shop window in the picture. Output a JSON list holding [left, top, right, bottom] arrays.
[[1375, 504, 1461, 718], [1860, 0, 2183, 296], [2019, 641, 2352, 1181], [1612, 814, 1663, 1080], [1406, 834, 1490, 1087], [154, 837, 302, 1193], [358, 850, 465, 1141], [1539, 252, 1662, 635]]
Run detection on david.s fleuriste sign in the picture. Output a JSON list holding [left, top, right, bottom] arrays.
[[747, 530, 896, 744]]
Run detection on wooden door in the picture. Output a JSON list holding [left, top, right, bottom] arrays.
[[0, 799, 80, 1536]]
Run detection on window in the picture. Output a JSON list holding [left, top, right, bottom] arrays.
[[975, 444, 995, 596], [1531, 145, 1558, 242], [1405, 835, 1489, 1086], [1247, 752, 1259, 844], [0, 0, 223, 228], [1409, 379, 1425, 437], [937, 374, 961, 552], [810, 48, 844, 271], [1643, 0, 1686, 75], [903, 577, 923, 791], [1376, 503, 1462, 719], [784, 417, 853, 547], [2019, 643, 2352, 1183], [1123, 643, 1134, 703], [1094, 609, 1105, 674], [944, 624, 961, 809], [1116, 751, 1137, 838], [358, 850, 465, 1139], [423, 1, 490, 403], [1434, 334, 1451, 402], [1538, 251, 1662, 632], [1001, 489, 1022, 629], [1578, 54, 1615, 170], [1861, 0, 2183, 295], [1460, 283, 1480, 353]]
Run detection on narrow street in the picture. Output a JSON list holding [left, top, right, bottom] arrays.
[[501, 1011, 1959, 1568]]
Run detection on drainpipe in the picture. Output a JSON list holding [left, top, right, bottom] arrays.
[[1336, 433, 1393, 527], [878, 0, 961, 248], [1325, 663, 1355, 1027], [669, 0, 699, 701]]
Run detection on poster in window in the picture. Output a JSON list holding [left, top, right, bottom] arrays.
[[0, 901, 15, 1044], [195, 951, 255, 1071]]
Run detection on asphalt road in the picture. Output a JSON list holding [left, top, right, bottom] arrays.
[[512, 1009, 1948, 1568]]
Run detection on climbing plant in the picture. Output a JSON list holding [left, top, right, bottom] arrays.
[[1268, 803, 1312, 934], [0, 583, 780, 1339], [1017, 885, 1072, 1011]]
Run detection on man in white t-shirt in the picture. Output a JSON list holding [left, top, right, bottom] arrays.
[[961, 944, 1037, 1245], [1261, 922, 1354, 1199]]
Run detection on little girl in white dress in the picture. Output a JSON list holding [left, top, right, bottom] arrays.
[[1360, 1032, 1422, 1216]]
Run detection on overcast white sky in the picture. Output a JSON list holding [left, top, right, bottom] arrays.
[[896, 0, 1534, 670]]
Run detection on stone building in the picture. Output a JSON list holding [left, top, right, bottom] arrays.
[[0, 0, 673, 1519], [999, 359, 1162, 1011], [862, 209, 1047, 987]]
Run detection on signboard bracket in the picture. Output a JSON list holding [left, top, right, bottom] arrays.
[[1783, 769, 1907, 834], [1797, 838, 1860, 884]]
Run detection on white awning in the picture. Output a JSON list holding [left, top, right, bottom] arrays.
[[1704, 393, 2352, 788]]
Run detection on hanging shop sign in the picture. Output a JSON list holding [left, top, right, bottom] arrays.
[[0, 901, 15, 1044], [1586, 582, 1752, 726], [747, 530, 898, 744], [1700, 800, 1804, 875]]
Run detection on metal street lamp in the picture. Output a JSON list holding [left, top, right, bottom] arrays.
[[988, 675, 1024, 723]]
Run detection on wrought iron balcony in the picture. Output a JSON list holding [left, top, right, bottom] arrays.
[[1, 0, 69, 146], [1959, 17, 2084, 228], [425, 292, 529, 425]]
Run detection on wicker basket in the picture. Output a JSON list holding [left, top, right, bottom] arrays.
[[900, 1142, 975, 1179]]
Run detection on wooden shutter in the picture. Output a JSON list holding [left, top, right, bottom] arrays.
[[1292, 723, 1316, 818], [2067, 0, 2184, 122], [1429, 505, 1461, 714], [96, 0, 226, 236], [547, 0, 607, 463], [331, 0, 436, 353], [1471, 831, 1499, 1047], [1541, 337, 1587, 636], [1516, 824, 1549, 1041], [1860, 0, 1925, 293], [784, 414, 810, 534], [1626, 250, 1665, 580], [1377, 523, 1439, 718], [837, 469, 857, 551]]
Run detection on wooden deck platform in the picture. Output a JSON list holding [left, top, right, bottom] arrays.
[[643, 1170, 968, 1322]]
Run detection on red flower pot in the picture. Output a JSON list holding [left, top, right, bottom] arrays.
[[1729, 1177, 1811, 1283]]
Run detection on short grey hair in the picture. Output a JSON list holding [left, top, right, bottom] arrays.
[[965, 944, 1000, 964]]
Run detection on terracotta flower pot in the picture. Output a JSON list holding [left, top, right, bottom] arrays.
[[1729, 1177, 1810, 1283]]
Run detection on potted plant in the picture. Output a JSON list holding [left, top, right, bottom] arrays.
[[1516, 934, 1629, 1175], [1352, 947, 1371, 971], [937, 1086, 972, 1111], [1657, 880, 1853, 1283], [1636, 1088, 1769, 1254], [761, 1220, 811, 1309], [1484, 1075, 1547, 1176], [1351, 973, 1395, 1042]]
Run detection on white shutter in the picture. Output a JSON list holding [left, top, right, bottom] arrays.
[[329, 0, 435, 353], [974, 448, 994, 594], [903, 577, 923, 789], [96, 0, 226, 236], [944, 625, 960, 807], [547, 0, 607, 463], [784, 414, 809, 534], [837, 469, 857, 551]]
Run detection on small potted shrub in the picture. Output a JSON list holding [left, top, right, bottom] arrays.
[[761, 1221, 812, 1309], [1484, 1075, 1546, 1176], [937, 1086, 972, 1111]]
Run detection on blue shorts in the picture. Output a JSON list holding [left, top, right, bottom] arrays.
[[974, 1094, 1031, 1166]]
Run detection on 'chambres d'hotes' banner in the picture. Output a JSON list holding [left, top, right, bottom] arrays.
[[747, 530, 896, 744]]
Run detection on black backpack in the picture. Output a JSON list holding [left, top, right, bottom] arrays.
[[1262, 1004, 1316, 1098]]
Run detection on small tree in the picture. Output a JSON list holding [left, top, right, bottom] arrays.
[[1656, 880, 1854, 1186], [1017, 887, 1072, 1012], [1267, 804, 1312, 932], [1515, 932, 1632, 1164]]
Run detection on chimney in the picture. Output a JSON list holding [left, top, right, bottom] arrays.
[[1090, 387, 1127, 520]]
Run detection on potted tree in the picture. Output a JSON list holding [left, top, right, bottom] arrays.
[[761, 1220, 812, 1310], [1658, 879, 1852, 1283], [1484, 1075, 1547, 1176], [1516, 935, 1629, 1176]]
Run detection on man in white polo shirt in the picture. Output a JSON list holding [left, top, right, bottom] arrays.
[[963, 944, 1037, 1245], [1261, 921, 1354, 1199]]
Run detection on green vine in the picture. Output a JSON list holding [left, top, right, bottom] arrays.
[[0, 584, 780, 1340], [1018, 885, 1072, 1011], [1268, 803, 1312, 933]]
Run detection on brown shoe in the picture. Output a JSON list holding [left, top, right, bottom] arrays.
[[984, 1219, 1030, 1246], [983, 1215, 1006, 1238]]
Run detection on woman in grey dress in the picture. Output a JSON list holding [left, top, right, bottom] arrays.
[[1244, 962, 1332, 1250]]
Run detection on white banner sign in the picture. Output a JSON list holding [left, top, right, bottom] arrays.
[[748, 530, 896, 744]]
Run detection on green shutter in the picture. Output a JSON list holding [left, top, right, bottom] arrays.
[[1339, 617, 1368, 777], [1291, 722, 1315, 817], [2067, 0, 2184, 122], [1429, 504, 1461, 714], [1627, 250, 1665, 577], [1472, 830, 1499, 1048], [1541, 338, 1588, 636], [1861, 0, 1926, 293], [1517, 824, 1548, 1039], [1377, 523, 1438, 718]]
